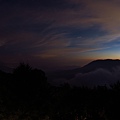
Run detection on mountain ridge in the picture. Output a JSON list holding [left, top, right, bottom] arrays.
[[48, 59, 120, 81]]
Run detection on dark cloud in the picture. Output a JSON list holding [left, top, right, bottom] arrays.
[[0, 0, 78, 10]]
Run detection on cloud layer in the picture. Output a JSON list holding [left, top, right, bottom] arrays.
[[1, 0, 120, 69], [50, 67, 120, 87]]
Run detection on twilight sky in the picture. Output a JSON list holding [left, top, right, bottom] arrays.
[[1, 0, 120, 70]]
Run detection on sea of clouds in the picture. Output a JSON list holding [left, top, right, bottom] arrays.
[[49, 67, 120, 88]]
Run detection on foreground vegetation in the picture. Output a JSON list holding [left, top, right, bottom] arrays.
[[0, 63, 120, 120]]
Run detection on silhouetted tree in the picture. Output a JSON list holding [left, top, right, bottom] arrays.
[[110, 81, 120, 91], [13, 63, 32, 75], [10, 63, 48, 107]]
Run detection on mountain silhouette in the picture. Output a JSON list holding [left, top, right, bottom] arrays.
[[77, 59, 120, 73], [48, 59, 120, 81]]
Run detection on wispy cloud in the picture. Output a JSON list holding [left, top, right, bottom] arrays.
[[1, 0, 120, 69]]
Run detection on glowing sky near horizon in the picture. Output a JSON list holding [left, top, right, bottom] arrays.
[[1, 0, 120, 70]]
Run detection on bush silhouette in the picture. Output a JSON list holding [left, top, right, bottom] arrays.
[[11, 63, 48, 104]]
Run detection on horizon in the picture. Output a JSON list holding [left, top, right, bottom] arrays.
[[1, 58, 120, 73], [1, 58, 120, 88]]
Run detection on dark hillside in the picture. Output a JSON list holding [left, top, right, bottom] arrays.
[[48, 59, 120, 80]]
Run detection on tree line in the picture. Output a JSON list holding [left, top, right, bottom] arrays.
[[0, 63, 120, 119]]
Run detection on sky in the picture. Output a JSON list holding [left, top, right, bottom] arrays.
[[1, 0, 120, 71]]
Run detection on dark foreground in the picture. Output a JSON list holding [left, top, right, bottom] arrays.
[[0, 64, 120, 120]]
